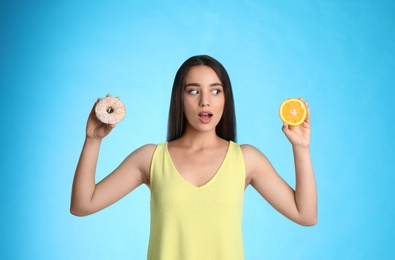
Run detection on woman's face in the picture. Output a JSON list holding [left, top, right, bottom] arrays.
[[183, 65, 225, 134]]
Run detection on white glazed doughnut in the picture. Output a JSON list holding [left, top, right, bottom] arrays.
[[95, 96, 126, 124]]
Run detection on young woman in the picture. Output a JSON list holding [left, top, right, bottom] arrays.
[[71, 55, 317, 259]]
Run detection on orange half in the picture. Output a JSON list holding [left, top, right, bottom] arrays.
[[279, 98, 307, 126]]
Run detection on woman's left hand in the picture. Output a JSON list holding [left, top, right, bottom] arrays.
[[282, 98, 311, 149]]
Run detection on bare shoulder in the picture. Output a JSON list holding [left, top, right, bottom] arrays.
[[121, 143, 157, 185], [128, 143, 157, 167], [240, 144, 258, 152], [240, 144, 273, 185], [240, 144, 267, 160], [135, 143, 157, 156]]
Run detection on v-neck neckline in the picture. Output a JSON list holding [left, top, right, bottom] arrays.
[[165, 141, 232, 190]]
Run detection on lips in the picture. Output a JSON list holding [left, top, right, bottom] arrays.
[[198, 112, 213, 117], [198, 111, 213, 124]]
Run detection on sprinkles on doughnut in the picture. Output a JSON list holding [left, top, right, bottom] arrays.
[[95, 96, 126, 124]]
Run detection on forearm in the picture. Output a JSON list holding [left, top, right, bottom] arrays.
[[293, 146, 317, 226], [70, 137, 102, 216]]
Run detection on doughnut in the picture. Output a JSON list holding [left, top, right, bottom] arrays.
[[95, 96, 126, 124]]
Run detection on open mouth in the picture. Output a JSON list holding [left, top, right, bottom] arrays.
[[198, 112, 213, 118]]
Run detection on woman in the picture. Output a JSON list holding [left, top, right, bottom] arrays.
[[71, 55, 317, 259]]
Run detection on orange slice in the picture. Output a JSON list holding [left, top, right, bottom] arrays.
[[279, 98, 307, 126]]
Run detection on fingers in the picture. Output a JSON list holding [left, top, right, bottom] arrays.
[[305, 107, 311, 124], [302, 98, 310, 125], [105, 94, 120, 99], [103, 94, 120, 100], [90, 99, 100, 116], [282, 122, 290, 133], [298, 97, 310, 125]]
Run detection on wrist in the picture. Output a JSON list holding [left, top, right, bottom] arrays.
[[85, 136, 102, 145], [292, 145, 310, 153]]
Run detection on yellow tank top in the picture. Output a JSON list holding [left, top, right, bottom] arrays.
[[148, 141, 245, 260]]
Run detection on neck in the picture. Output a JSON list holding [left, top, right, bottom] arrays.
[[175, 127, 225, 149]]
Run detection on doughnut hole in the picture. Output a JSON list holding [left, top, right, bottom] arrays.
[[106, 106, 114, 114]]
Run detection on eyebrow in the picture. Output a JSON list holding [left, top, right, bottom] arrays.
[[184, 83, 223, 88]]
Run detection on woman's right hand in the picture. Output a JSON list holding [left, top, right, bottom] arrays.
[[86, 95, 116, 140]]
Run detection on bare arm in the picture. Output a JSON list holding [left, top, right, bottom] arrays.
[[244, 99, 317, 226], [70, 96, 155, 216]]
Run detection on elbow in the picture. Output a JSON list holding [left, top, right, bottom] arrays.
[[70, 203, 92, 217], [70, 208, 88, 217], [70, 207, 85, 217], [300, 219, 317, 227], [298, 214, 318, 227]]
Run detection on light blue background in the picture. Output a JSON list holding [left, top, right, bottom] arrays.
[[1, 0, 394, 259]]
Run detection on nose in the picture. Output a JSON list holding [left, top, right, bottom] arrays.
[[199, 91, 210, 107]]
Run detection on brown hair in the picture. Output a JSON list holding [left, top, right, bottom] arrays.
[[167, 55, 236, 142]]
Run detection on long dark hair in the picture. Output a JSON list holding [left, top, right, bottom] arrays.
[[167, 55, 237, 142]]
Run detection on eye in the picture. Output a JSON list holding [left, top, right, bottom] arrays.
[[211, 89, 222, 95], [188, 89, 199, 95]]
